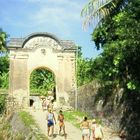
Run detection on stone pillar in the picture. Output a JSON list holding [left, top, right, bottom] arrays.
[[56, 52, 76, 106], [56, 55, 65, 105], [9, 52, 29, 109]]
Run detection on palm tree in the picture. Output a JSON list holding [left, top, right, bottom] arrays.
[[81, 0, 126, 29]]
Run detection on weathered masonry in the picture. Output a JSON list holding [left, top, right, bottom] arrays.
[[8, 32, 76, 108]]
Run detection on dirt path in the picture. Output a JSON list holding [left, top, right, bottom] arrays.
[[27, 108, 121, 140], [28, 108, 81, 140]]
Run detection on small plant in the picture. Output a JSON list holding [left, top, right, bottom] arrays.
[[18, 111, 36, 127], [0, 94, 6, 114], [18, 111, 48, 140]]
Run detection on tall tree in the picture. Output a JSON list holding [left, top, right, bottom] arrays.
[[82, 0, 140, 139]]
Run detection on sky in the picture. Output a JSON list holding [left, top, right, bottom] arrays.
[[0, 0, 101, 58]]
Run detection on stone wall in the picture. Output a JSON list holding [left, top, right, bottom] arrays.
[[69, 81, 140, 140]]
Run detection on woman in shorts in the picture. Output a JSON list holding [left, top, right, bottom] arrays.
[[46, 108, 56, 137]]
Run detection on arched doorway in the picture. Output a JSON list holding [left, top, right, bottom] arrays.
[[29, 67, 56, 107]]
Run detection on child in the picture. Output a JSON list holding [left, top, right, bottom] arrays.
[[58, 110, 66, 136]]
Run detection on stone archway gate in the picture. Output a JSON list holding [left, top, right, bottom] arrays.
[[8, 32, 76, 108]]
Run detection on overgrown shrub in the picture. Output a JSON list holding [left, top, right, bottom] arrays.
[[0, 95, 6, 114]]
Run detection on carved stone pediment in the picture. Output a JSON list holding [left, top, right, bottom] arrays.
[[23, 36, 62, 50]]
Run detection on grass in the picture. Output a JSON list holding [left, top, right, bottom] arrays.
[[63, 110, 90, 128], [63, 110, 102, 128], [0, 89, 8, 94], [0, 111, 48, 139], [19, 111, 36, 127], [18, 111, 48, 140]]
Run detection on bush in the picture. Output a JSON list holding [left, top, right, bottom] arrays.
[[0, 94, 6, 114]]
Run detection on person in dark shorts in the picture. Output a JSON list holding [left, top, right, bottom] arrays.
[[46, 108, 56, 137]]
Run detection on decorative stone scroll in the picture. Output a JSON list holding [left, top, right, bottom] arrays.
[[23, 36, 62, 50]]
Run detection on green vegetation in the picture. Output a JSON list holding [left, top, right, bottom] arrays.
[[77, 46, 95, 86], [30, 69, 55, 96], [92, 0, 140, 91], [63, 110, 90, 128], [0, 28, 7, 52], [81, 0, 140, 92], [0, 111, 48, 140], [82, 0, 140, 139], [0, 121, 11, 139], [19, 111, 36, 127], [0, 29, 9, 115], [0, 55, 9, 89], [63, 110, 102, 128], [18, 111, 48, 140], [0, 94, 6, 114]]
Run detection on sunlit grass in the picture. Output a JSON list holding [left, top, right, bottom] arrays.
[[63, 110, 90, 128], [19, 111, 36, 127], [18, 111, 48, 140]]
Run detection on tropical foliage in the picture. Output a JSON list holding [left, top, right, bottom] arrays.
[[0, 29, 9, 89], [0, 95, 6, 114], [0, 28, 7, 53], [82, 0, 140, 139], [76, 46, 95, 86], [30, 69, 55, 96], [81, 0, 127, 29], [81, 0, 140, 93], [0, 55, 9, 89]]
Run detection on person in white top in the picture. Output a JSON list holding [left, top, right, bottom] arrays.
[[91, 119, 103, 140], [91, 119, 96, 140], [46, 108, 56, 137]]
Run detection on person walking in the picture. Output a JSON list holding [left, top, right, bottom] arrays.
[[80, 116, 90, 140], [58, 110, 66, 136], [42, 98, 48, 111], [94, 121, 103, 140], [46, 108, 56, 137], [91, 119, 96, 140]]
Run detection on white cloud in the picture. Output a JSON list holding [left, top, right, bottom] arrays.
[[26, 0, 84, 36], [1, 0, 86, 38]]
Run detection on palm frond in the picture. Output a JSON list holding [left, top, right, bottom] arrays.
[[81, 0, 118, 29]]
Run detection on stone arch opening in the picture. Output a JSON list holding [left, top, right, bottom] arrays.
[[29, 66, 56, 100]]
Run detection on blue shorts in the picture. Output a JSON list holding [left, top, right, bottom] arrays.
[[48, 120, 54, 127]]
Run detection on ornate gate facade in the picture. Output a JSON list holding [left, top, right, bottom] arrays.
[[8, 32, 76, 108]]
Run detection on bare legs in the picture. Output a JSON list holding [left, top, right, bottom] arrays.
[[48, 126, 54, 137], [82, 135, 90, 140], [59, 125, 66, 135]]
